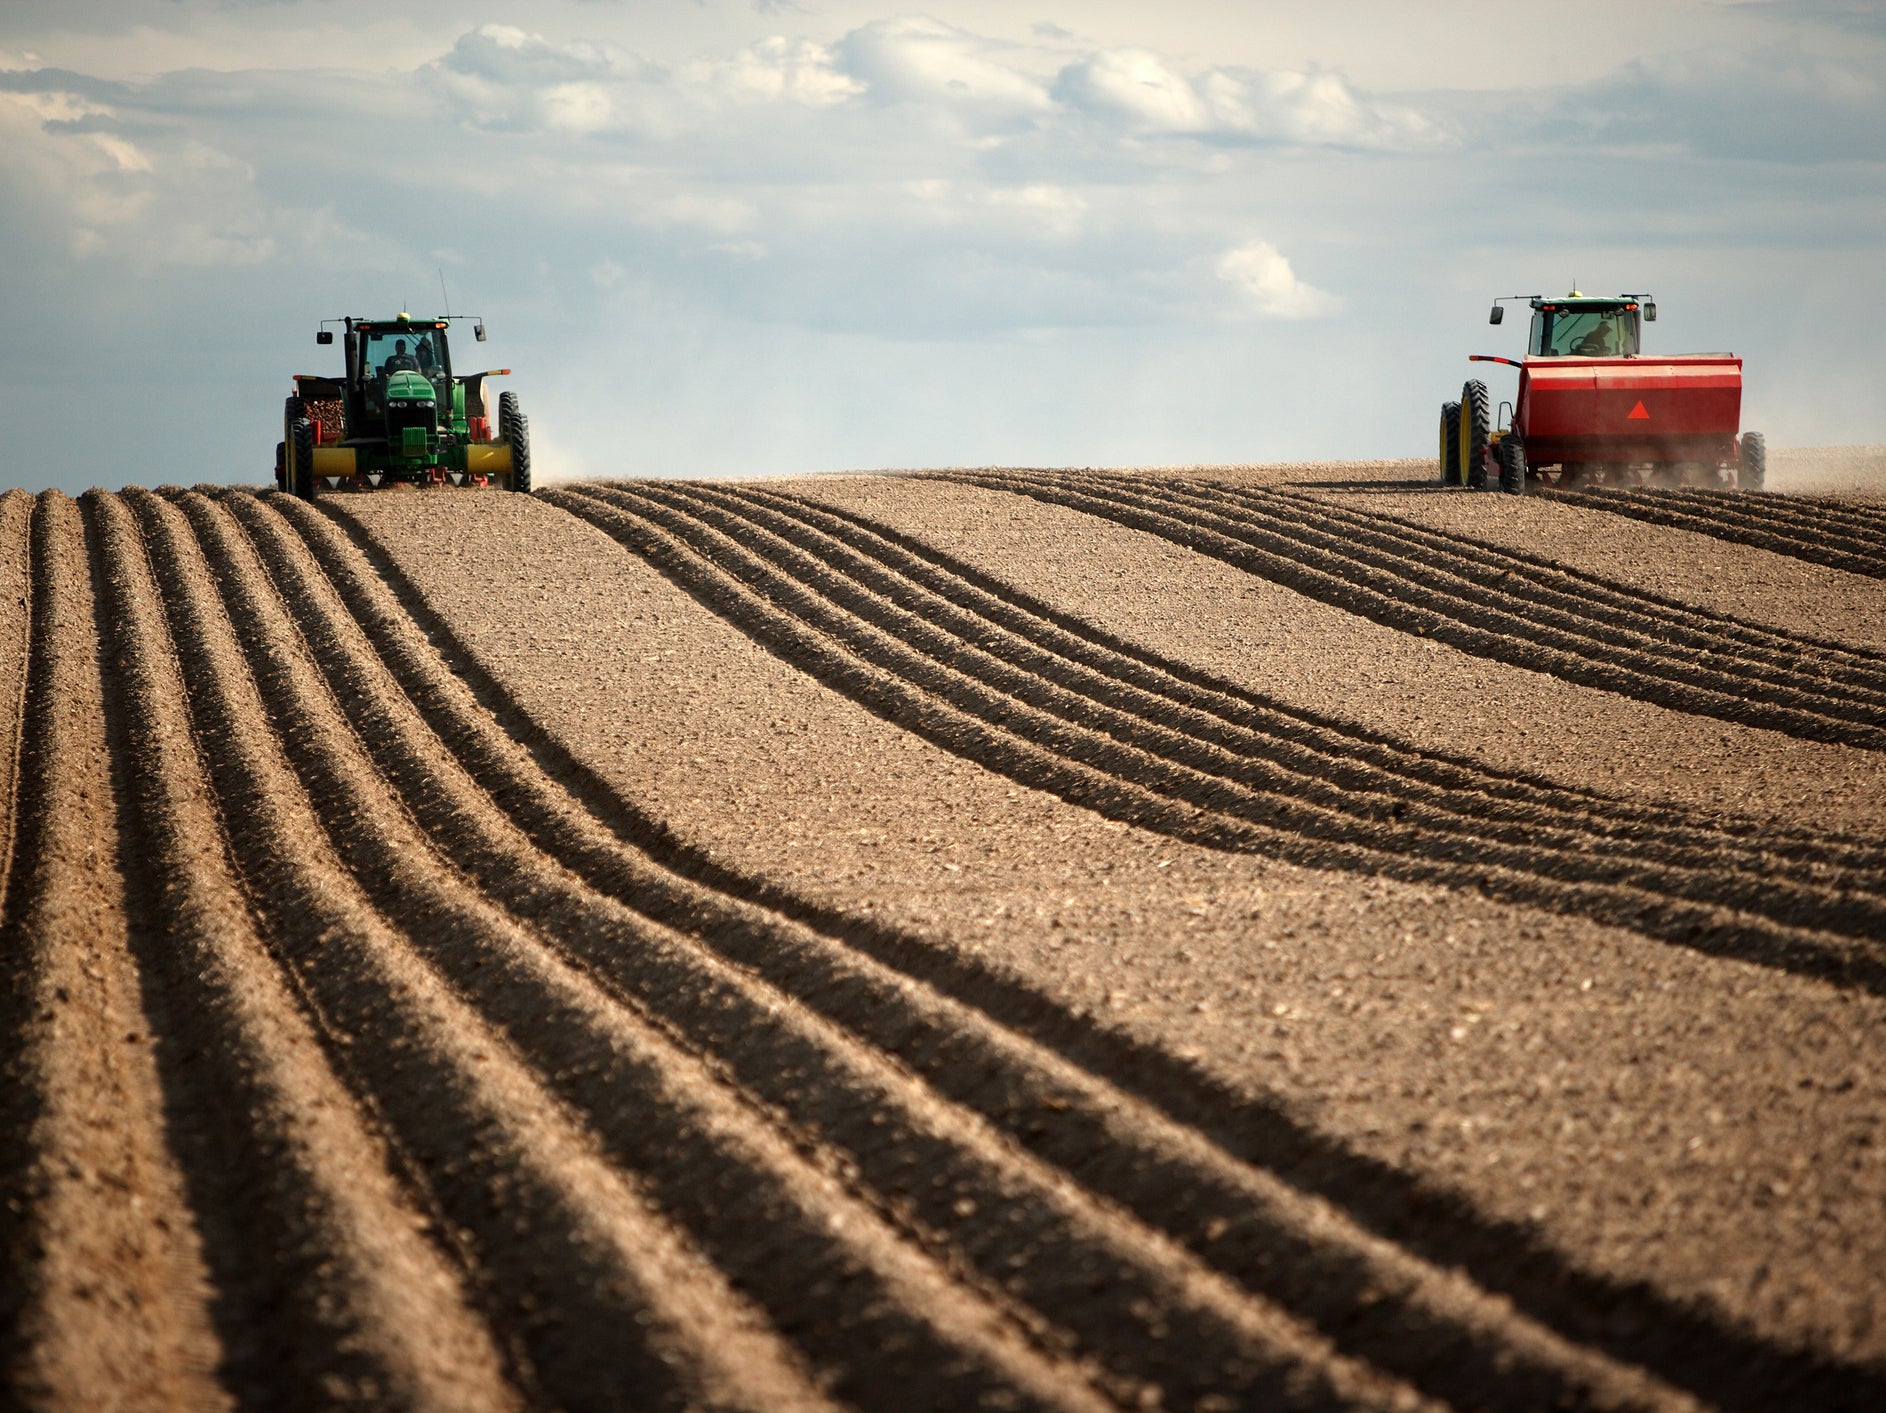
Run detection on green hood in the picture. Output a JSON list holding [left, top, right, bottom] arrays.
[[386, 369, 435, 402]]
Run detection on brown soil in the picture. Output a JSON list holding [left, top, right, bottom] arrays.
[[3, 464, 1883, 1412]]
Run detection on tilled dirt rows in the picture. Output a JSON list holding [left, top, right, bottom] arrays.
[[1277, 486, 1886, 656], [3, 470, 1885, 1411], [1535, 487, 1886, 581]]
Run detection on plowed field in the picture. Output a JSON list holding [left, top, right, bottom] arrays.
[[3, 462, 1884, 1412]]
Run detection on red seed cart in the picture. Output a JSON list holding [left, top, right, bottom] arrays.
[[1439, 292, 1763, 494]]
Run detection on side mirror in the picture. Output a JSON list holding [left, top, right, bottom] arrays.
[[1643, 302, 1656, 322], [1488, 304, 1503, 325], [317, 330, 334, 344], [474, 322, 487, 342]]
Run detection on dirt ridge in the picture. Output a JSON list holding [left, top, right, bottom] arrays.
[[941, 471, 1886, 750], [671, 479, 1886, 927], [164, 486, 1114, 1413], [549, 481, 1884, 995], [754, 483, 1886, 868], [10, 473, 1883, 1411], [90, 487, 534, 1411], [1536, 488, 1886, 580], [1652, 491, 1886, 551], [1268, 486, 1886, 680], [219, 485, 1502, 1412], [0, 493, 226, 1410], [732, 481, 1886, 881], [289, 486, 1797, 1413]]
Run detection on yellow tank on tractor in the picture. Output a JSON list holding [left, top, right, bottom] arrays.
[[275, 312, 530, 497]]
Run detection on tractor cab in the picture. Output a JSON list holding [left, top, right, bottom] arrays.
[[1489, 292, 1652, 360], [348, 316, 454, 419]]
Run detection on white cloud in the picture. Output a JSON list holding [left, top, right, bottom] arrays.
[[834, 17, 1051, 120], [430, 24, 673, 135], [1053, 49, 1207, 132], [1216, 241, 1340, 319], [1055, 48, 1442, 150], [438, 24, 622, 87], [701, 36, 861, 107], [1202, 68, 1437, 148]]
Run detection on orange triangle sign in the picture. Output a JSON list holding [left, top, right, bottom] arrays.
[[1627, 400, 1650, 420]]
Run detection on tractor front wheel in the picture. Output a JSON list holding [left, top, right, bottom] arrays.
[[1459, 380, 1491, 490], [1438, 402, 1461, 485], [291, 418, 316, 501], [1498, 436, 1527, 496], [499, 390, 532, 493], [275, 441, 286, 492], [1738, 431, 1766, 491]]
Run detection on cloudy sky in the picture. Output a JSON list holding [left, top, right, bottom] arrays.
[[2, 1, 1882, 492]]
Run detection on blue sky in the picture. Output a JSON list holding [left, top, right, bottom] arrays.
[[2, 0, 1882, 492]]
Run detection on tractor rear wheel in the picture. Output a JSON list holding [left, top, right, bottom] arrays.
[[1438, 402, 1461, 485], [1459, 380, 1490, 490], [1738, 431, 1766, 491], [275, 441, 286, 492], [1499, 436, 1527, 495], [290, 418, 316, 501], [499, 391, 532, 493]]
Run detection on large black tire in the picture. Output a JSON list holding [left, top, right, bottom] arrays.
[[1738, 431, 1766, 491], [291, 418, 316, 501], [281, 394, 304, 489], [281, 393, 305, 494], [1498, 435, 1527, 496], [499, 390, 531, 493], [1459, 380, 1491, 490], [1438, 402, 1461, 485]]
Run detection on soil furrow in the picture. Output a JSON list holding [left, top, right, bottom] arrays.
[[216, 491, 1475, 1413], [264, 491, 1715, 1413], [0, 492, 225, 1412], [1177, 482, 1886, 714], [692, 479, 1886, 893], [1261, 484, 1886, 683], [81, 489, 524, 1411], [963, 467, 1886, 749], [322, 483, 1882, 1413], [1655, 490, 1886, 550], [1135, 472, 1886, 694], [559, 482, 1885, 993], [0, 490, 30, 919], [177, 489, 1128, 1413], [121, 487, 831, 1413], [1536, 488, 1886, 580], [752, 482, 1886, 872], [966, 470, 1886, 747]]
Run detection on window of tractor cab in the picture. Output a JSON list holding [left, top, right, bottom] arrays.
[[1530, 306, 1639, 358], [361, 328, 448, 382]]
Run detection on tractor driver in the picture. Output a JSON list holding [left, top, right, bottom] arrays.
[[381, 338, 420, 376], [1571, 321, 1616, 357]]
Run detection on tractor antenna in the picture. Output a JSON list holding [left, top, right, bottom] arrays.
[[438, 267, 452, 318]]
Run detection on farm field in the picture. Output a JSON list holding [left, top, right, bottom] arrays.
[[3, 459, 1885, 1411]]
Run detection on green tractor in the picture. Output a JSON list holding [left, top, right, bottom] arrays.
[[276, 312, 530, 497]]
